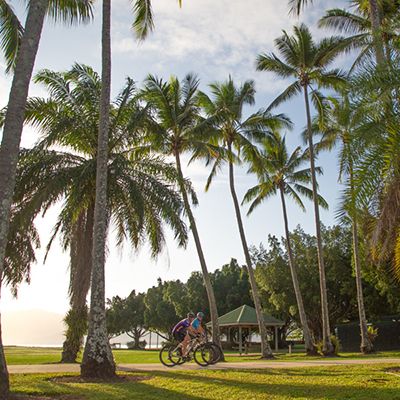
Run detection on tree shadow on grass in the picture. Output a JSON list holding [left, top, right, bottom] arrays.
[[149, 369, 400, 400], [11, 368, 400, 400], [12, 375, 207, 400]]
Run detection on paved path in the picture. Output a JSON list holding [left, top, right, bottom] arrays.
[[8, 358, 400, 374]]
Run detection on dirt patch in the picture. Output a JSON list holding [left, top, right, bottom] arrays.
[[49, 374, 152, 384]]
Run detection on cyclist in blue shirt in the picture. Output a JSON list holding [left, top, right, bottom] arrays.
[[190, 311, 205, 336]]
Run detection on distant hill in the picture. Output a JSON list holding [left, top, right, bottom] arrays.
[[3, 309, 65, 346]]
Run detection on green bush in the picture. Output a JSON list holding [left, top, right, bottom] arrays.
[[367, 325, 379, 342], [316, 335, 340, 355]]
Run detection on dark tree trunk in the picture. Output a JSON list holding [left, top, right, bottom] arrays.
[[349, 166, 374, 354], [368, 0, 385, 65], [227, 149, 273, 359], [303, 85, 334, 356], [279, 186, 317, 356], [174, 152, 222, 353], [61, 205, 94, 363], [0, 2, 48, 396], [80, 0, 115, 378]]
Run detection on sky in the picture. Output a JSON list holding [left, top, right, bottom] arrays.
[[0, 0, 351, 340]]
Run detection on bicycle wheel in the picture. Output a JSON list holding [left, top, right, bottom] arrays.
[[159, 344, 180, 367], [170, 345, 185, 365], [194, 344, 211, 367], [205, 343, 222, 365]]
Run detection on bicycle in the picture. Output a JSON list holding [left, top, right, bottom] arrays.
[[159, 334, 222, 367]]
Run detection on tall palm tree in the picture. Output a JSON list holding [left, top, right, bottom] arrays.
[[313, 95, 374, 353], [81, 0, 183, 378], [81, 0, 114, 378], [243, 132, 327, 355], [289, 0, 386, 65], [0, 1, 93, 394], [256, 24, 347, 354], [141, 74, 223, 349], [198, 78, 292, 358], [17, 64, 189, 366]]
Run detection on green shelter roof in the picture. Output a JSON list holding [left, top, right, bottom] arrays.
[[207, 305, 284, 327]]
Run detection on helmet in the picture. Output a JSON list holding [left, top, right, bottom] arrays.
[[197, 311, 204, 319], [187, 312, 195, 318]]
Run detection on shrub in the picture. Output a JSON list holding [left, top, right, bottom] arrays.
[[316, 335, 340, 355], [367, 325, 379, 342]]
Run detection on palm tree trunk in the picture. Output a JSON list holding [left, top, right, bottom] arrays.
[[174, 152, 222, 352], [303, 85, 334, 356], [62, 206, 94, 363], [368, 0, 385, 65], [80, 0, 115, 378], [0, 2, 48, 396], [279, 186, 317, 355], [227, 149, 273, 358], [349, 167, 373, 354]]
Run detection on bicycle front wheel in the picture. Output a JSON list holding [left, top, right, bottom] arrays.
[[159, 344, 180, 367]]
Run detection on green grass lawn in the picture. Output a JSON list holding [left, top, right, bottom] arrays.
[[5, 346, 400, 365], [9, 364, 400, 399]]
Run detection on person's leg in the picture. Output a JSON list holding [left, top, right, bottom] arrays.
[[182, 333, 190, 356]]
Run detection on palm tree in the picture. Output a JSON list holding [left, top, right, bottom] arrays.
[[341, 62, 400, 278], [313, 95, 374, 353], [16, 64, 188, 367], [256, 24, 347, 354], [81, 0, 183, 378], [80, 0, 114, 378], [198, 78, 292, 358], [243, 132, 327, 355], [319, 2, 400, 70], [289, 0, 386, 65], [0, 1, 94, 394], [141, 74, 223, 350], [0, 1, 24, 73]]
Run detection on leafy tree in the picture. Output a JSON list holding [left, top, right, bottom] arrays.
[[106, 292, 146, 348], [254, 226, 359, 340], [256, 24, 347, 355], [144, 279, 179, 339], [244, 132, 327, 355], [213, 259, 253, 315], [198, 77, 291, 358]]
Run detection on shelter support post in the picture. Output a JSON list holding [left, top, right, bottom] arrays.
[[274, 326, 278, 352], [239, 326, 242, 355]]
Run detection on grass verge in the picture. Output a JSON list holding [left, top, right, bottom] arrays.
[[9, 364, 400, 400]]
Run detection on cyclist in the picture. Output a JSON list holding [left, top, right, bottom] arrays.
[[172, 312, 195, 356], [190, 311, 205, 337]]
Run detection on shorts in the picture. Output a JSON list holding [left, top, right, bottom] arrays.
[[173, 330, 186, 342]]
